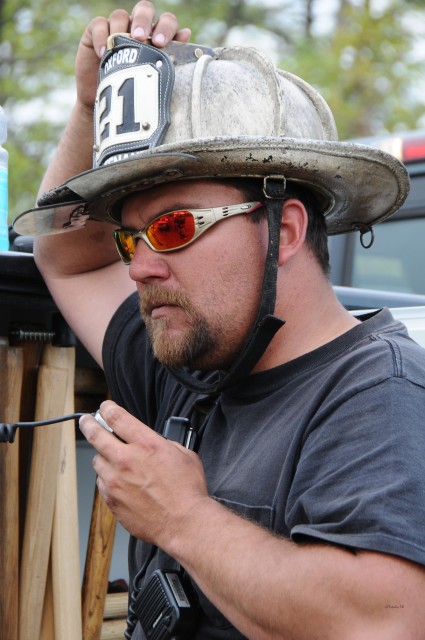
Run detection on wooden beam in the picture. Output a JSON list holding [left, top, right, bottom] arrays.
[[19, 362, 68, 640], [100, 618, 127, 640], [44, 346, 82, 640], [0, 341, 24, 640], [82, 484, 117, 640], [104, 592, 128, 620]]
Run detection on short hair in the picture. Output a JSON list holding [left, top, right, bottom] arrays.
[[221, 178, 330, 276]]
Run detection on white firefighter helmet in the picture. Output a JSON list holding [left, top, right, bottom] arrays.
[[14, 34, 409, 238]]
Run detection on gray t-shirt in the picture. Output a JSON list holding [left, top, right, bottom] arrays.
[[103, 297, 425, 638]]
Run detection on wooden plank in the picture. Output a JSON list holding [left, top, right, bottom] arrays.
[[40, 553, 55, 640], [0, 341, 24, 640], [17, 341, 44, 554], [82, 485, 117, 640], [100, 619, 127, 640], [43, 346, 82, 640], [104, 592, 128, 620], [19, 363, 68, 640]]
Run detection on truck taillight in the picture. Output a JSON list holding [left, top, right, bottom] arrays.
[[402, 138, 425, 162], [354, 131, 425, 165], [374, 135, 425, 164]]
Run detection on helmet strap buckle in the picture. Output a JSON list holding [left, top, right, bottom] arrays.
[[263, 175, 286, 200]]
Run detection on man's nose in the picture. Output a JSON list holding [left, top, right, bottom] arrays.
[[128, 239, 171, 283]]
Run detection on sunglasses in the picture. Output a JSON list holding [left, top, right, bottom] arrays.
[[113, 201, 265, 264]]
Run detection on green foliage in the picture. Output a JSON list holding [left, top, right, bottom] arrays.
[[157, 0, 295, 46], [1, 0, 121, 218], [283, 0, 425, 140], [1, 0, 424, 221]]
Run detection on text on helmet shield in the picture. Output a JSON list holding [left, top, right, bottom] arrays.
[[104, 47, 138, 74]]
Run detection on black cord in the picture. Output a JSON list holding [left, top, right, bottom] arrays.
[[0, 413, 85, 443]]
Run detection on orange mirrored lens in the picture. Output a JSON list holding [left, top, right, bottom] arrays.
[[146, 211, 196, 250], [115, 231, 136, 264]]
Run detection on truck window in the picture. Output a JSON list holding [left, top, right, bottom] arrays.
[[351, 217, 425, 295]]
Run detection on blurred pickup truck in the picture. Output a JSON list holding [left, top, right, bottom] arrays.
[[330, 129, 425, 298]]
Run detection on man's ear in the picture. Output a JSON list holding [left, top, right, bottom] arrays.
[[278, 199, 308, 266]]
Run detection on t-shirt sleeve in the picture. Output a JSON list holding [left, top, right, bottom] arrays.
[[287, 376, 425, 566]]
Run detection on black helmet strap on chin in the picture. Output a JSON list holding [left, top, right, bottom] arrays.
[[168, 178, 286, 395]]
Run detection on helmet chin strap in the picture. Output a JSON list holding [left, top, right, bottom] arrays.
[[167, 179, 286, 395]]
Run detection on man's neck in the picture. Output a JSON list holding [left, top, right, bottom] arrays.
[[253, 275, 360, 372]]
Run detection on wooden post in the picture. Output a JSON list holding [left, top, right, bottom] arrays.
[[40, 554, 56, 640], [42, 345, 83, 640], [0, 340, 24, 640], [101, 592, 128, 640], [82, 485, 117, 640], [19, 362, 68, 640], [17, 341, 44, 553]]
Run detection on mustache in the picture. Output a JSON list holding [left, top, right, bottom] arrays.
[[139, 284, 195, 317]]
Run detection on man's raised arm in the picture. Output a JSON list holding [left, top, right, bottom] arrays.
[[31, 2, 190, 365]]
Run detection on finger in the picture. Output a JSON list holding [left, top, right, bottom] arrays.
[[92, 453, 109, 484], [151, 12, 180, 47], [79, 411, 125, 459], [174, 28, 192, 44], [108, 8, 132, 34], [92, 453, 102, 476], [85, 10, 131, 59], [130, 0, 157, 41], [82, 16, 110, 59], [95, 400, 155, 446], [93, 463, 109, 503]]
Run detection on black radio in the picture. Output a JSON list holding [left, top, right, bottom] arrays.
[[162, 416, 197, 451], [133, 569, 199, 640], [124, 416, 200, 640]]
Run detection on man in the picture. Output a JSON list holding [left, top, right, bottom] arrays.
[[14, 2, 425, 638]]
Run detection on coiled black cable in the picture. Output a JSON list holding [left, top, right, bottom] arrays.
[[124, 545, 157, 639]]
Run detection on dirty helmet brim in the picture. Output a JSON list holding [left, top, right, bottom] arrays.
[[13, 36, 410, 237], [14, 137, 410, 237]]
